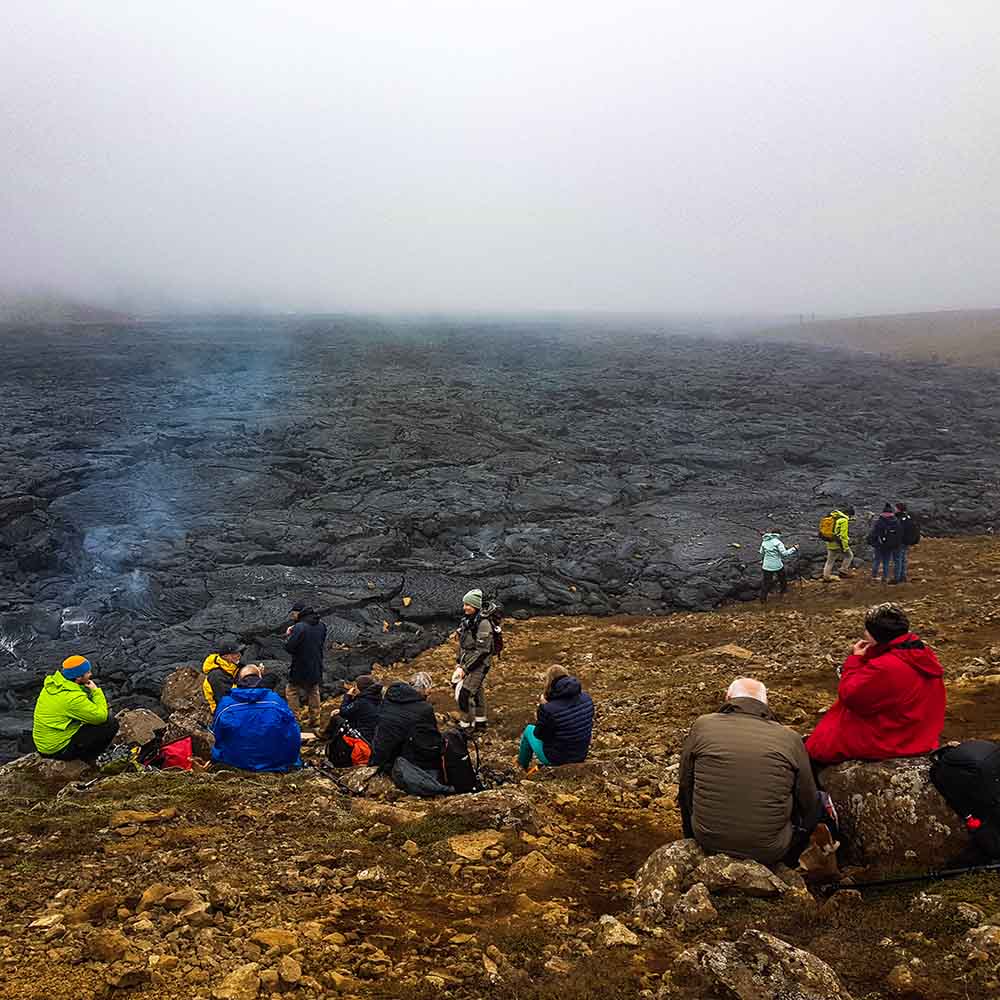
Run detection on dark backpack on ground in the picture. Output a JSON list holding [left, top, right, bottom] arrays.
[[898, 511, 921, 546], [390, 756, 455, 797], [868, 516, 902, 551], [324, 715, 372, 768], [930, 740, 1000, 860], [440, 728, 483, 794]]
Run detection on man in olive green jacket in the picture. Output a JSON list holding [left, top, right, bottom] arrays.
[[32, 654, 119, 760], [678, 678, 821, 864]]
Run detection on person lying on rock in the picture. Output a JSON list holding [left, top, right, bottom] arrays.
[[517, 665, 595, 772], [32, 654, 120, 761], [284, 600, 327, 734], [211, 663, 302, 772], [455, 588, 496, 734], [337, 674, 382, 744], [805, 603, 945, 766], [678, 678, 823, 865], [202, 637, 243, 715], [370, 672, 442, 777]]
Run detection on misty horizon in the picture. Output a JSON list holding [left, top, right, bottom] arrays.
[[3, 2, 999, 316]]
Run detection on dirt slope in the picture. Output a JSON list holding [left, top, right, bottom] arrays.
[[2, 536, 1000, 1000]]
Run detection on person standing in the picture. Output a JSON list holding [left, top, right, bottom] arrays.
[[867, 503, 903, 584], [894, 503, 920, 583], [32, 655, 119, 760], [284, 601, 327, 732], [759, 531, 798, 603], [822, 506, 855, 581], [455, 588, 496, 733]]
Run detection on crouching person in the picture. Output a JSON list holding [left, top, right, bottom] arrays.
[[212, 664, 301, 772], [678, 677, 822, 865], [371, 672, 442, 777], [32, 654, 119, 761], [518, 666, 594, 771]]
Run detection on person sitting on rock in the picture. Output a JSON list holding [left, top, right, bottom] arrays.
[[32, 654, 120, 761], [337, 674, 382, 744], [211, 663, 302, 772], [370, 672, 442, 776], [759, 531, 798, 603], [805, 603, 945, 766], [202, 638, 243, 715], [678, 677, 822, 865], [455, 589, 496, 733], [284, 600, 328, 734], [518, 665, 595, 772]]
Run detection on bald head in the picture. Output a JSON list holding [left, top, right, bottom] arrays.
[[726, 677, 768, 704]]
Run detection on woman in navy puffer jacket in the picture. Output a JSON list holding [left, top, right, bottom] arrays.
[[518, 666, 594, 771]]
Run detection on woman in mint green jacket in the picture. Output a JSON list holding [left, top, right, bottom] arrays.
[[759, 532, 798, 603]]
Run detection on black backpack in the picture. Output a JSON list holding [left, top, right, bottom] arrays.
[[869, 516, 903, 551], [899, 511, 921, 546], [930, 740, 1000, 859], [440, 728, 483, 794], [482, 600, 504, 659]]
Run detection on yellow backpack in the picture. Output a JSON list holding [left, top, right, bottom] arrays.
[[818, 514, 837, 541]]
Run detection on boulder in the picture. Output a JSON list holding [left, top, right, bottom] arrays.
[[597, 914, 640, 947], [634, 839, 706, 914], [213, 962, 261, 1000], [672, 883, 718, 926], [819, 756, 967, 870], [691, 855, 788, 898], [0, 753, 92, 797], [668, 930, 854, 1000], [429, 788, 535, 831], [161, 666, 212, 724], [115, 707, 166, 746]]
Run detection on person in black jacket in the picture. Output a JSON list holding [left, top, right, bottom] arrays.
[[517, 666, 595, 771], [337, 674, 382, 744], [283, 601, 328, 732], [370, 673, 442, 775]]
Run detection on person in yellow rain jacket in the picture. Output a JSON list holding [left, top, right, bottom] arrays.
[[32, 654, 118, 759], [202, 638, 243, 714]]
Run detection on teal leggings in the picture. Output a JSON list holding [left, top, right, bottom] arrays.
[[518, 724, 550, 769]]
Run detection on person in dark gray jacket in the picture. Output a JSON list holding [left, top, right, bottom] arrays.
[[678, 677, 822, 865]]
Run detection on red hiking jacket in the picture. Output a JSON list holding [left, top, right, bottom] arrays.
[[805, 633, 945, 765]]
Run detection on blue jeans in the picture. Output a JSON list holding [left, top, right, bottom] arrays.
[[871, 548, 892, 580], [895, 546, 908, 581], [518, 724, 550, 769]]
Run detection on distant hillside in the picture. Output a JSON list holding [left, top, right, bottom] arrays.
[[0, 292, 131, 325], [758, 309, 1000, 365]]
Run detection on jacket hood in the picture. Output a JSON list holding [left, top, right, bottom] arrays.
[[868, 633, 943, 677], [549, 675, 582, 699], [358, 683, 383, 701], [718, 697, 774, 720], [43, 671, 79, 695], [296, 610, 320, 625], [761, 532, 779, 540], [880, 511, 897, 519], [203, 653, 238, 677], [384, 682, 425, 704], [226, 686, 276, 704]]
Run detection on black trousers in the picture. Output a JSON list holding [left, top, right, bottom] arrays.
[[760, 568, 788, 602], [43, 718, 119, 761]]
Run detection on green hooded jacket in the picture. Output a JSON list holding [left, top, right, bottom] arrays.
[[32, 671, 109, 754], [826, 510, 852, 552]]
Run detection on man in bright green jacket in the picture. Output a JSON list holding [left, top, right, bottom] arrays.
[[32, 654, 119, 760], [822, 506, 856, 581]]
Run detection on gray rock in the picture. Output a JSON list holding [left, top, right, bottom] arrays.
[[668, 929, 854, 999], [691, 855, 789, 897], [634, 839, 706, 914], [160, 666, 212, 725], [429, 788, 535, 831], [115, 707, 167, 746], [672, 883, 718, 926], [819, 756, 967, 870]]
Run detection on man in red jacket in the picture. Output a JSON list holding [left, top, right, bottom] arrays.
[[806, 604, 945, 765]]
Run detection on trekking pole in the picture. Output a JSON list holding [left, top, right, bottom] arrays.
[[823, 862, 1000, 895]]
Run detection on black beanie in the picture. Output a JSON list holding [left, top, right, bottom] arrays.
[[865, 603, 909, 643], [883, 503, 893, 513]]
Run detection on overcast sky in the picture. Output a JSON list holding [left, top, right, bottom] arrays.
[[2, 2, 998, 316]]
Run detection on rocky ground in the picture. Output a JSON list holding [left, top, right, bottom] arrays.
[[3, 318, 1000, 757], [2, 535, 1000, 1000]]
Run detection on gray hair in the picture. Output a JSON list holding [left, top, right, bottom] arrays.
[[409, 671, 433, 691], [726, 677, 768, 704]]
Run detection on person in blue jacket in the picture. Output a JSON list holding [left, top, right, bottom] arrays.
[[518, 666, 594, 771], [212, 664, 302, 772]]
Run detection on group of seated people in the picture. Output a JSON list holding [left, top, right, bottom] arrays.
[[679, 602, 946, 864]]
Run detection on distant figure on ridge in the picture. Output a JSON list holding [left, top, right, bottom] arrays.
[[893, 502, 921, 583], [202, 637, 243, 715], [759, 530, 798, 603], [821, 506, 855, 581], [284, 600, 327, 733], [32, 654, 119, 761], [678, 677, 822, 865], [867, 503, 903, 584], [212, 663, 301, 772], [336, 674, 382, 744], [517, 665, 594, 772], [370, 672, 442, 776], [805, 603, 945, 766], [455, 589, 497, 733]]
